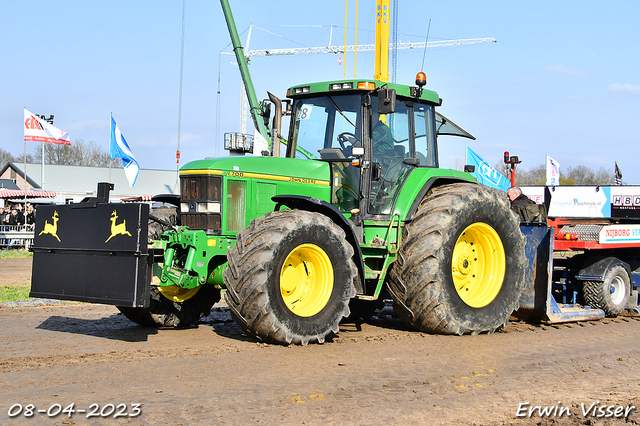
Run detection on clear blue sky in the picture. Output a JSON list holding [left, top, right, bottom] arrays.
[[2, 1, 639, 184]]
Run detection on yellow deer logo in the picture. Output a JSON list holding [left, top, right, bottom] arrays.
[[105, 210, 132, 243], [38, 211, 61, 242]]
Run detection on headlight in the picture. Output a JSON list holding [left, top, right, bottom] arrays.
[[197, 202, 221, 213]]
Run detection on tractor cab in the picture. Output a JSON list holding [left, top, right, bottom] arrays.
[[283, 79, 474, 217]]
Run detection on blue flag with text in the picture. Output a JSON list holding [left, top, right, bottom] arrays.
[[465, 146, 510, 192]]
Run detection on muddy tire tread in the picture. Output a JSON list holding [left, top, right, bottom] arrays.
[[583, 265, 630, 317], [117, 206, 219, 327], [388, 183, 527, 335], [117, 284, 220, 327], [224, 210, 357, 345]]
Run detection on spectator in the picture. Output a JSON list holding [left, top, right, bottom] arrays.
[[26, 205, 36, 228], [8, 208, 21, 226], [507, 186, 535, 206], [0, 206, 8, 225], [0, 206, 6, 246]]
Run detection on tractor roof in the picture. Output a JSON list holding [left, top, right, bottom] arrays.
[[286, 79, 441, 105]]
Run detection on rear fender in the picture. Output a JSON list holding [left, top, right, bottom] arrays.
[[575, 256, 632, 285], [405, 177, 475, 222]]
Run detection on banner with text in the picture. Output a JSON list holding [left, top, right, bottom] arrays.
[[465, 146, 510, 192]]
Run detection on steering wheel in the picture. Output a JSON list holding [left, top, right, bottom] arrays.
[[337, 132, 358, 150]]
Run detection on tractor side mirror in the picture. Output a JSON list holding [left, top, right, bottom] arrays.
[[377, 88, 396, 114], [261, 102, 271, 128]]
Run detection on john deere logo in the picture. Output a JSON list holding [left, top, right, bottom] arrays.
[[38, 211, 61, 242], [105, 210, 132, 243]]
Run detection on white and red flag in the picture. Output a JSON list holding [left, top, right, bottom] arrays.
[[24, 108, 70, 145], [546, 155, 560, 186]]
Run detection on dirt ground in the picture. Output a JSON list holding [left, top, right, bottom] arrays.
[[0, 257, 33, 287], [1, 257, 640, 426]]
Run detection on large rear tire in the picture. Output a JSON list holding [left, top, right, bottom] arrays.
[[387, 183, 526, 335], [224, 209, 357, 345], [583, 265, 630, 317]]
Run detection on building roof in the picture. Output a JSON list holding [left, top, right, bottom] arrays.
[[0, 179, 20, 190], [1, 162, 178, 200]]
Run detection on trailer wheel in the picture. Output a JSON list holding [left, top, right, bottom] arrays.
[[117, 284, 220, 327], [387, 183, 526, 335], [583, 265, 630, 317], [224, 210, 357, 345]]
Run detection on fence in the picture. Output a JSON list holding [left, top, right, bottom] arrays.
[[0, 225, 35, 250]]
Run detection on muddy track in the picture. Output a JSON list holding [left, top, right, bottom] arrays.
[[1, 301, 640, 426], [1, 258, 640, 425]]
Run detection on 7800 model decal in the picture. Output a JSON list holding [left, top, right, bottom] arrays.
[[180, 169, 329, 186]]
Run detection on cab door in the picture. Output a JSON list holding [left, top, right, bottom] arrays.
[[367, 96, 414, 216]]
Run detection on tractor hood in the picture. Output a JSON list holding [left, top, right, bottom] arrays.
[[180, 156, 331, 186]]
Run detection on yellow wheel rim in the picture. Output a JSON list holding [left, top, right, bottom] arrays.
[[158, 285, 200, 303], [452, 223, 506, 308], [280, 243, 334, 317]]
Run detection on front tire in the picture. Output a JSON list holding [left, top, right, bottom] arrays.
[[583, 265, 630, 317], [387, 183, 526, 335], [224, 210, 357, 345], [117, 284, 220, 327], [117, 205, 220, 327]]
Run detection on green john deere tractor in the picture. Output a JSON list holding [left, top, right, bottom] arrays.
[[30, 0, 526, 345]]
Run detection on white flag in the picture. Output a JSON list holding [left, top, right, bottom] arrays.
[[24, 108, 70, 145], [546, 155, 560, 186]]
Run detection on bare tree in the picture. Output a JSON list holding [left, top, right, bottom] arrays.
[[565, 165, 594, 185], [565, 165, 613, 185], [33, 139, 114, 167], [0, 148, 16, 168], [13, 152, 35, 164], [515, 164, 546, 186], [513, 164, 614, 186], [594, 167, 614, 185]]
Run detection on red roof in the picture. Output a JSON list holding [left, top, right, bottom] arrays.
[[0, 189, 56, 198], [121, 195, 154, 202]]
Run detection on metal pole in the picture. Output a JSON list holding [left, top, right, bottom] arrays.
[[219, 0, 270, 143], [23, 139, 27, 207]]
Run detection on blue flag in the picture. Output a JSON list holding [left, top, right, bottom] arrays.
[[465, 146, 510, 192], [110, 115, 139, 187]]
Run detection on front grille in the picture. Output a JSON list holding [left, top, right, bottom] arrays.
[[181, 213, 221, 234], [181, 176, 221, 201]]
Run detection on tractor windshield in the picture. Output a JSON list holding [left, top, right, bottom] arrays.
[[288, 94, 362, 161], [287, 94, 362, 213]]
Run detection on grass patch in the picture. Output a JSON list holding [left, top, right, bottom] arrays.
[[0, 285, 32, 303], [0, 251, 33, 259]]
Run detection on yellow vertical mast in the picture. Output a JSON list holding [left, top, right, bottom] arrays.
[[354, 0, 358, 77], [374, 0, 390, 82], [343, 1, 348, 79]]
